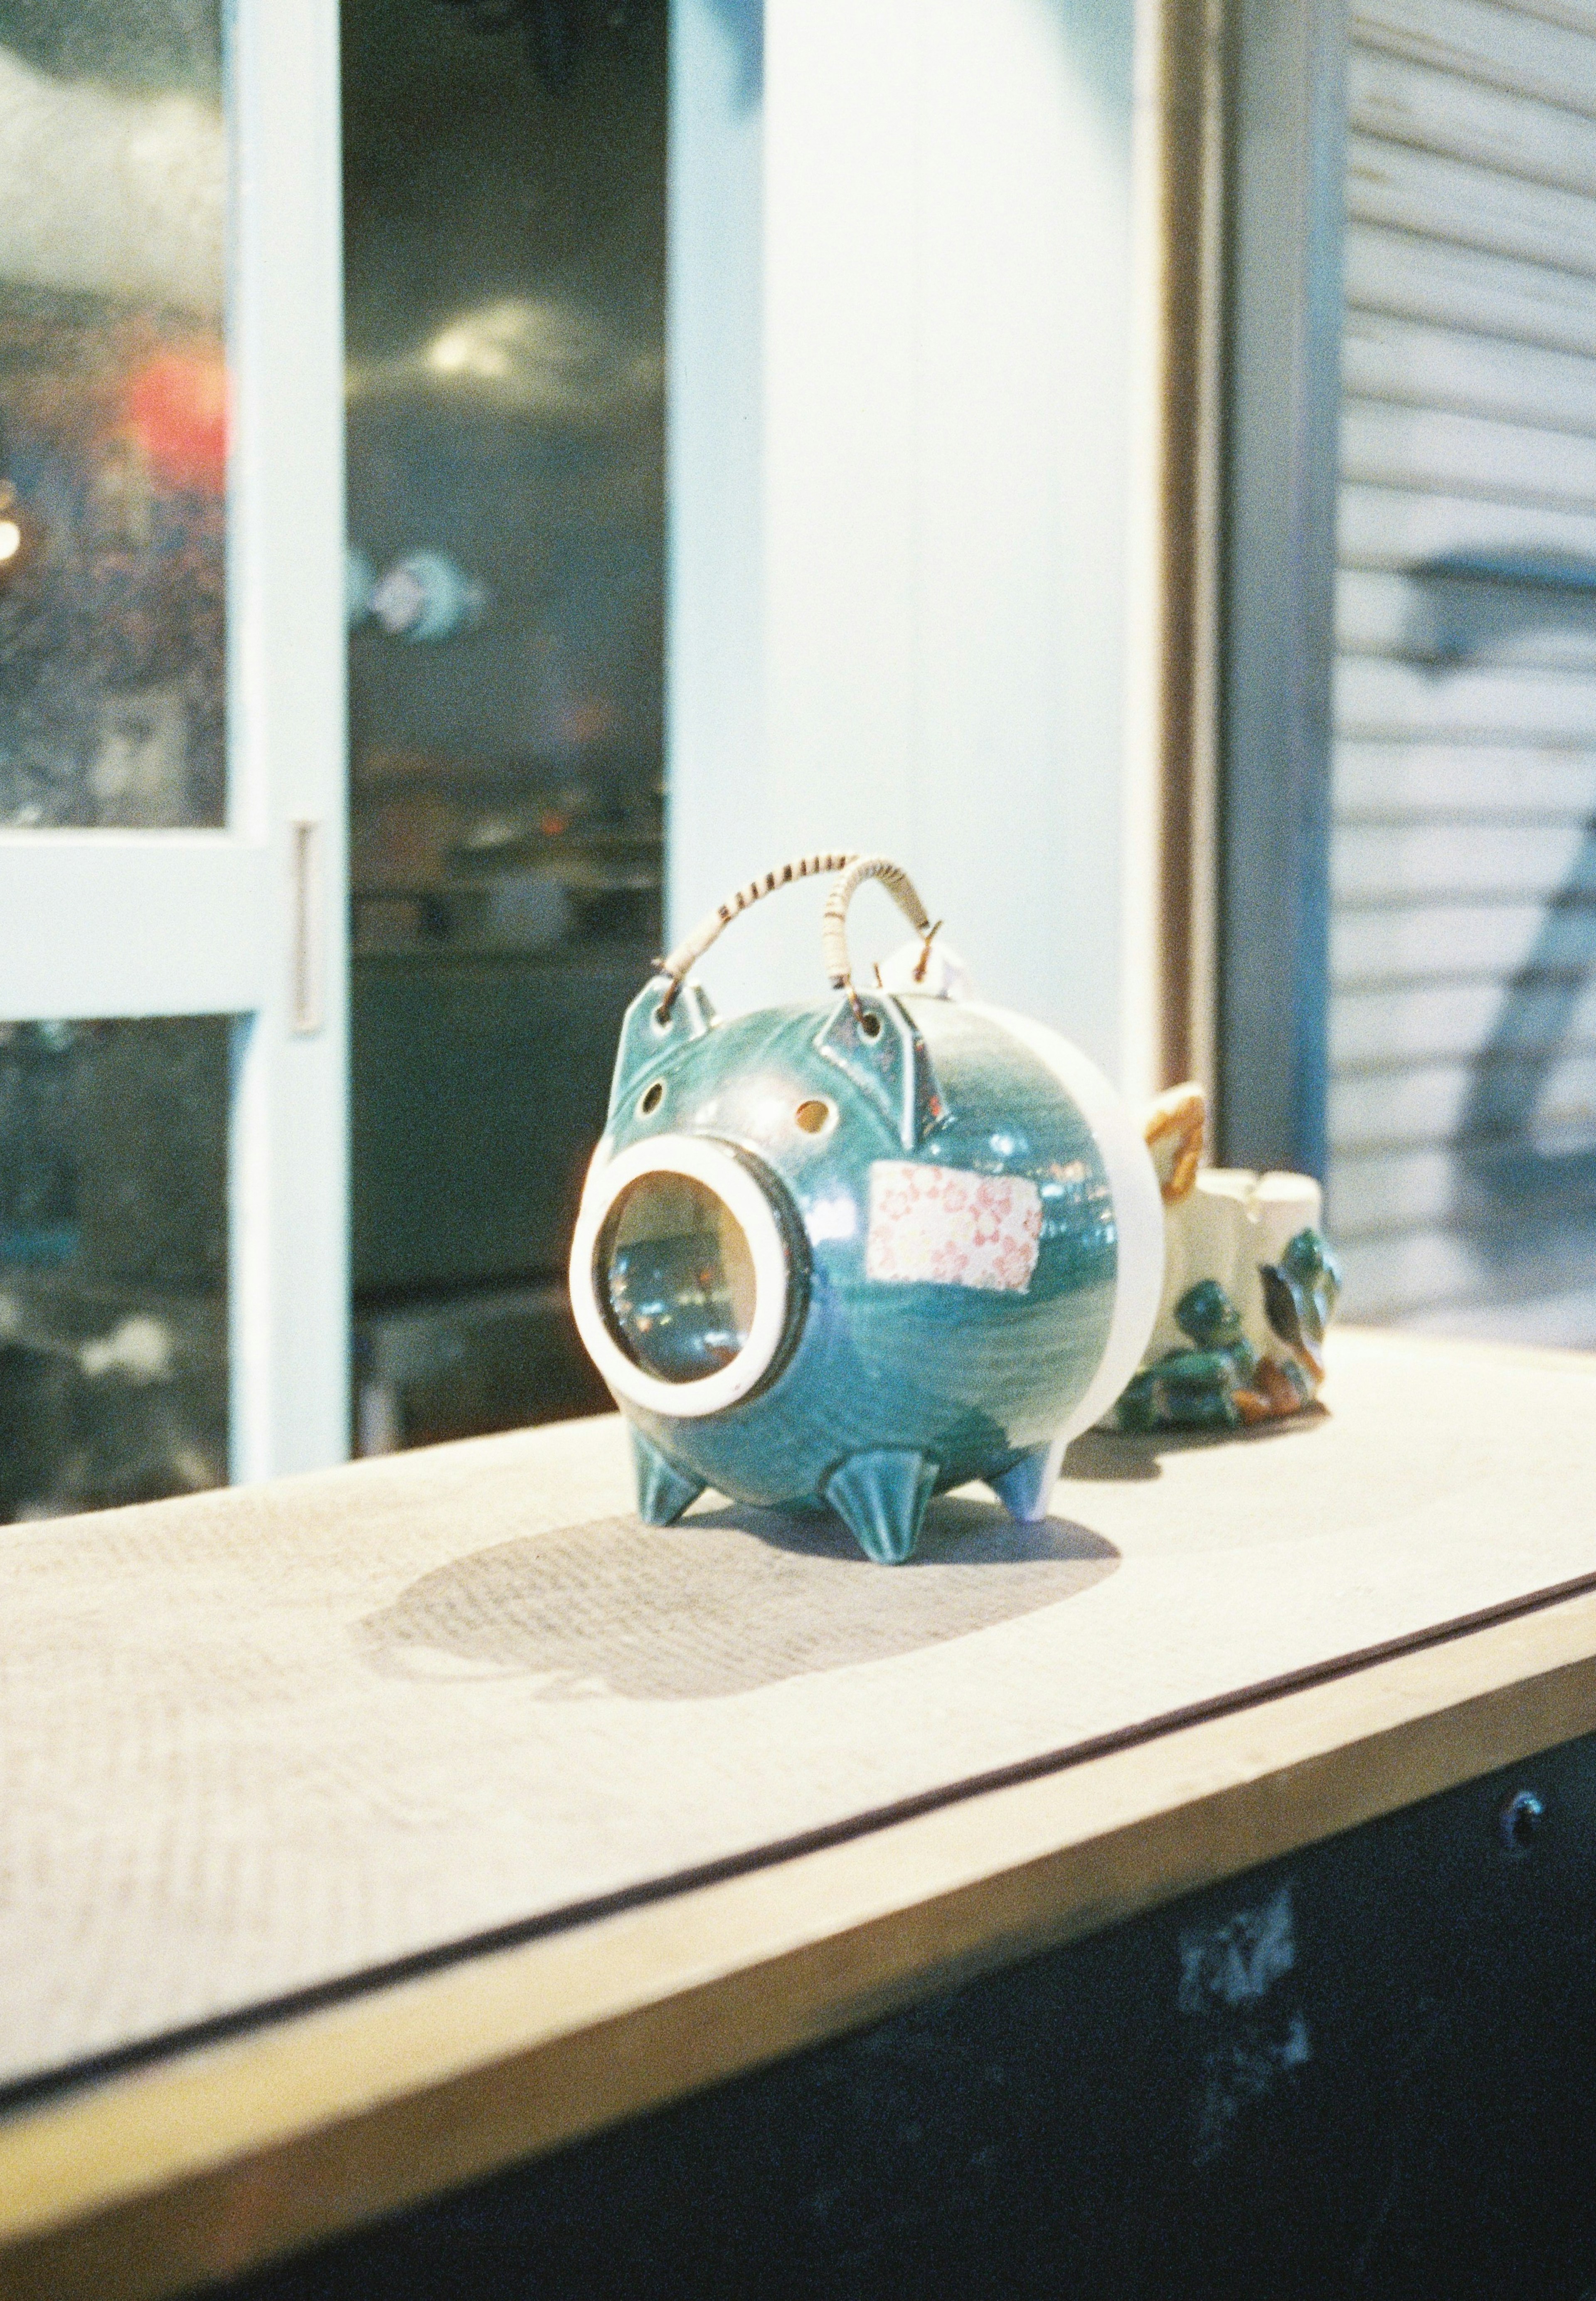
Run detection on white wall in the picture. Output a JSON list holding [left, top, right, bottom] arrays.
[[668, 0, 1153, 1089]]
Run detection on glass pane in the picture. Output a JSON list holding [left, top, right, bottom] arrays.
[[344, 1, 664, 1451], [598, 1173, 757, 1385], [344, 2, 663, 958], [0, 2, 227, 829], [0, 1016, 228, 1517]]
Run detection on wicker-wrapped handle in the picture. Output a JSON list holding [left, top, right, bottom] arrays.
[[820, 855, 932, 991], [655, 850, 935, 1015]]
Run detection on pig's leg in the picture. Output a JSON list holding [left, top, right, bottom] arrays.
[[630, 1428, 706, 1526], [823, 1448, 938, 1564], [987, 1435, 1065, 1524]]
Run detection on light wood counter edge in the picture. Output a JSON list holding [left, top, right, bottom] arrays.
[[7, 1587, 1596, 2301]]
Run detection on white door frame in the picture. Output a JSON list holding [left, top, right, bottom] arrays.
[[0, 0, 350, 1483]]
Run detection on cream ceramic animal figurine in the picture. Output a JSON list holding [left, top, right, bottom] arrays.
[[1109, 1084, 1340, 1432]]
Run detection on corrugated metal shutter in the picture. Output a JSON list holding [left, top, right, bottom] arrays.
[[1328, 0, 1596, 1342]]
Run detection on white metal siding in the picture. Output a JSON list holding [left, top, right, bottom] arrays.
[[1328, 0, 1596, 1340]]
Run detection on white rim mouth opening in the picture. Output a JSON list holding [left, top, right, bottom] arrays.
[[569, 1133, 793, 1419]]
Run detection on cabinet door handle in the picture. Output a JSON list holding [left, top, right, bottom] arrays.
[[289, 817, 324, 1035]]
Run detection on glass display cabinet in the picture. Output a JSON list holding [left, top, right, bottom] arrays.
[[0, 0, 347, 1517], [342, 0, 665, 1449], [0, 0, 667, 1515]]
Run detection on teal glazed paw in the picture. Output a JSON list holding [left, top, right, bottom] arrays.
[[823, 1449, 939, 1564], [1113, 1353, 1243, 1433], [630, 1428, 707, 1526], [1261, 1227, 1344, 1370], [1176, 1279, 1248, 1357]]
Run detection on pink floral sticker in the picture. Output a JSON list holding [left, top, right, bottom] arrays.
[[865, 1161, 1042, 1293]]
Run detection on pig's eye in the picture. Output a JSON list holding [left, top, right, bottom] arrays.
[[598, 1173, 756, 1385], [794, 1098, 835, 1136], [638, 1079, 665, 1117]]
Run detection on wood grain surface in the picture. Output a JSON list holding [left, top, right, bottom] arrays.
[[5, 1330, 1596, 2295]]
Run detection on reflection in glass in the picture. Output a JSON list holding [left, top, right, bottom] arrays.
[[345, 3, 666, 1456], [598, 1173, 757, 1385], [343, 0, 664, 958], [0, 1, 227, 829], [0, 1016, 228, 1518]]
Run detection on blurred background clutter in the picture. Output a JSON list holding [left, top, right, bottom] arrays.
[[0, 0, 231, 1514], [341, 0, 664, 1452], [1, 0, 665, 1511], [6, 0, 1596, 1518]]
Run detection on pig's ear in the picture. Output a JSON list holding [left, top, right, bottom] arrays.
[[608, 974, 717, 1118], [813, 992, 946, 1152]]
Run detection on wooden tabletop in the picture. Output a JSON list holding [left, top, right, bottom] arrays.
[[5, 1328, 1596, 2298]]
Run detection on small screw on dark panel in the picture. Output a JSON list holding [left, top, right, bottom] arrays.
[[1500, 1789, 1545, 1855]]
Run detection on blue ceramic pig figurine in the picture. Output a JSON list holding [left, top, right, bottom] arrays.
[[569, 854, 1164, 1562]]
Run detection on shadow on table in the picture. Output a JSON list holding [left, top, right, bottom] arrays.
[[1064, 1404, 1330, 1483], [356, 1494, 1119, 1700]]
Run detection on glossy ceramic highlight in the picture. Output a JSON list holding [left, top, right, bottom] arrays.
[[569, 856, 1163, 1561]]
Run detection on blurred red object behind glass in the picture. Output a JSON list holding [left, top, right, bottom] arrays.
[[124, 347, 227, 495]]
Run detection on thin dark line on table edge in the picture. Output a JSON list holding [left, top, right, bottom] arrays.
[[7, 1560, 1596, 2119]]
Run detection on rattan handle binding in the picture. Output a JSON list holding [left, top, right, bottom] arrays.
[[820, 855, 933, 992], [655, 851, 936, 1017]]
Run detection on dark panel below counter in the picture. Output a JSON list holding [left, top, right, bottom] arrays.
[[212, 1734, 1596, 2301]]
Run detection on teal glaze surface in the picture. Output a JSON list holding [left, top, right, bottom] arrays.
[[579, 976, 1119, 1554]]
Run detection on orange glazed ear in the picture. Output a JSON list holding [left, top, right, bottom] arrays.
[[1143, 1081, 1206, 1204]]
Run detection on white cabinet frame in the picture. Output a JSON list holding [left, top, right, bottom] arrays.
[[0, 0, 350, 1483]]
